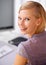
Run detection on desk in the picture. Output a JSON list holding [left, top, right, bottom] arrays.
[[0, 30, 22, 42], [0, 41, 17, 65]]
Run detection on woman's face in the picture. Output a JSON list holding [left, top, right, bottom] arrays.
[[18, 9, 39, 36]]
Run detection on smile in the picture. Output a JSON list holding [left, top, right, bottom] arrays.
[[20, 28, 27, 31]]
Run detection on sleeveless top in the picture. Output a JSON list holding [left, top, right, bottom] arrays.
[[16, 31, 46, 65]]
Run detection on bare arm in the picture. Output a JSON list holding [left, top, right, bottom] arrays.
[[13, 54, 28, 65]]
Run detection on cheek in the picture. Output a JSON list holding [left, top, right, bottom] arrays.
[[25, 21, 33, 28], [25, 22, 31, 27], [18, 21, 21, 27], [18, 22, 19, 26], [27, 21, 36, 31]]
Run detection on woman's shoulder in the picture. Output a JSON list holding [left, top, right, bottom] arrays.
[[20, 31, 46, 48]]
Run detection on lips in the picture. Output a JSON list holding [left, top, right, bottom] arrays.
[[20, 28, 27, 31]]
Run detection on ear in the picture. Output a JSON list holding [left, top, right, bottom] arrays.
[[36, 18, 42, 26]]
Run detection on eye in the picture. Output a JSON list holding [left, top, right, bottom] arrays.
[[25, 18, 30, 21], [18, 17, 22, 20]]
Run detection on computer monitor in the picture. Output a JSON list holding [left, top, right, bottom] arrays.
[[0, 0, 14, 30]]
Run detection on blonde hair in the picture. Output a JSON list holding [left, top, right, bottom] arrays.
[[19, 1, 46, 33]]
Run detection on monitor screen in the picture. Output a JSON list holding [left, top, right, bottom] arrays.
[[0, 0, 14, 30]]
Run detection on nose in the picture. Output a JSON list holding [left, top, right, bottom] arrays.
[[18, 19, 24, 26]]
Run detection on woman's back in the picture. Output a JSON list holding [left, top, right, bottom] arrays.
[[17, 31, 46, 65]]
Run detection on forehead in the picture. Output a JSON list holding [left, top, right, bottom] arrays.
[[18, 9, 35, 17]]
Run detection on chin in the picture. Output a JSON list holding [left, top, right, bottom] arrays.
[[21, 31, 27, 35]]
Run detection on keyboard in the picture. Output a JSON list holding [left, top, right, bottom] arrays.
[[0, 45, 13, 58], [8, 37, 27, 46]]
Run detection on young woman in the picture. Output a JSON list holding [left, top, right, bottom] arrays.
[[14, 1, 46, 65]]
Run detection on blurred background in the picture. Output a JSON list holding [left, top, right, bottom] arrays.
[[0, 0, 46, 42]]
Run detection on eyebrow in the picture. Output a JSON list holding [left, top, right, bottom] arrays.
[[18, 16, 31, 18]]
